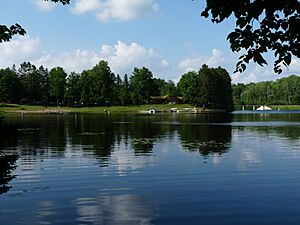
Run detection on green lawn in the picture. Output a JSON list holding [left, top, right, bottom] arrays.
[[0, 104, 70, 112], [0, 103, 194, 114], [270, 105, 300, 110], [1, 104, 300, 114]]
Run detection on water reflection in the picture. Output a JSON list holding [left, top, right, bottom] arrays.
[[4, 113, 300, 163], [178, 114, 232, 156], [0, 117, 19, 194], [4, 114, 300, 172], [2, 113, 300, 225], [76, 195, 156, 225], [68, 114, 116, 166], [0, 154, 18, 194]]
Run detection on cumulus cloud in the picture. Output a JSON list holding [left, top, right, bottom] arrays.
[[71, 0, 159, 22], [231, 66, 273, 84], [178, 49, 300, 84], [178, 49, 227, 73], [71, 0, 101, 14], [231, 62, 300, 84], [32, 0, 56, 11], [0, 37, 168, 76], [99, 41, 168, 74], [32, 49, 100, 73], [0, 36, 40, 68]]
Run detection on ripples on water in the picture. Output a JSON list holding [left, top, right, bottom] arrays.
[[1, 112, 300, 225]]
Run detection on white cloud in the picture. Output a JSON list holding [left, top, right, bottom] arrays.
[[231, 66, 272, 84], [71, 0, 101, 14], [0, 38, 168, 76], [178, 49, 227, 73], [32, 49, 100, 73], [231, 62, 300, 84], [71, 0, 159, 22], [284, 58, 300, 74], [99, 41, 168, 74], [0, 36, 40, 68], [32, 0, 56, 11], [178, 49, 300, 84]]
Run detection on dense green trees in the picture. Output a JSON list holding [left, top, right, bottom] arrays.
[[18, 62, 49, 103], [177, 71, 199, 106], [233, 75, 300, 106], [0, 68, 21, 103], [86, 60, 116, 105], [130, 67, 156, 104], [3, 59, 300, 109], [119, 74, 131, 105], [0, 61, 239, 111], [49, 67, 67, 105], [178, 65, 234, 111], [65, 72, 81, 105], [199, 65, 234, 111]]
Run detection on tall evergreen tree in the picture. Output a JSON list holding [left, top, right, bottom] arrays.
[[0, 68, 21, 103], [65, 72, 81, 105], [80, 70, 93, 105], [177, 71, 199, 105], [120, 74, 131, 105], [37, 66, 50, 104], [18, 62, 44, 103], [114, 74, 123, 105], [130, 67, 156, 105], [49, 67, 67, 105], [90, 60, 115, 105], [198, 65, 234, 111]]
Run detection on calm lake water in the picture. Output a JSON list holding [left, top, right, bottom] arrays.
[[1, 111, 300, 225]]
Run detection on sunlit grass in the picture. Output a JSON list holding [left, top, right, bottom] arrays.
[[2, 103, 299, 114], [270, 105, 300, 110], [0, 103, 194, 114]]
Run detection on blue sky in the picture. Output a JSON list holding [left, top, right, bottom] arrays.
[[1, 0, 299, 83]]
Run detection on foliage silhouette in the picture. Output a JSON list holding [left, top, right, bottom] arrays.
[[0, 118, 19, 194], [0, 0, 70, 42], [201, 0, 300, 74]]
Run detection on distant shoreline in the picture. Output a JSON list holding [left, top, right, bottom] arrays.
[[13, 109, 70, 114], [1, 104, 300, 115], [1, 103, 223, 114]]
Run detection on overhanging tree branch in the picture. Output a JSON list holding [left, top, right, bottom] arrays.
[[200, 0, 300, 74], [0, 0, 70, 43]]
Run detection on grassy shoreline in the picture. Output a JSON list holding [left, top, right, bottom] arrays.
[[0, 103, 195, 114], [1, 104, 300, 115], [269, 105, 300, 110], [237, 105, 300, 111]]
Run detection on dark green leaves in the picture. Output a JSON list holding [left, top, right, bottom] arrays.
[[177, 65, 234, 111], [0, 0, 70, 43], [201, 0, 300, 74], [0, 24, 26, 43]]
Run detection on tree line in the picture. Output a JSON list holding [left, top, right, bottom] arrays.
[[0, 60, 234, 111], [232, 75, 300, 106]]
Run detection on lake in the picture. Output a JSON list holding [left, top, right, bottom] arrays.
[[1, 111, 300, 225]]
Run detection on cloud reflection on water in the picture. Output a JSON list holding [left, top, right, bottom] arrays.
[[76, 194, 156, 225]]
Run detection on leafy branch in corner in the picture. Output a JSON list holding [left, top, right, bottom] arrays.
[[200, 0, 300, 74], [0, 0, 70, 43]]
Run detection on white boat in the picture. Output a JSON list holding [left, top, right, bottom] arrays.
[[149, 109, 156, 114], [139, 109, 157, 114], [256, 105, 272, 111]]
